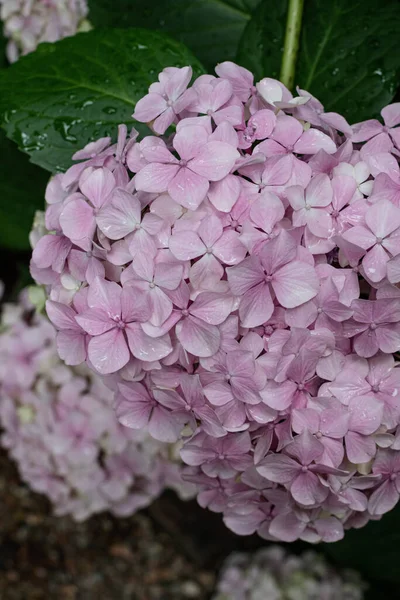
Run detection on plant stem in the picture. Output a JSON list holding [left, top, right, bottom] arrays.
[[280, 0, 304, 90]]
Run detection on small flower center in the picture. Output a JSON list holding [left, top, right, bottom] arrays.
[[297, 383, 305, 391], [316, 431, 323, 439], [317, 307, 323, 314], [301, 465, 308, 472], [149, 282, 156, 289], [376, 236, 383, 245], [371, 384, 380, 393], [370, 322, 377, 330], [182, 309, 189, 317], [179, 159, 188, 167]]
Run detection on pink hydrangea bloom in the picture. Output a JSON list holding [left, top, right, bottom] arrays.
[[0, 291, 194, 520], [0, 0, 89, 63], [30, 62, 400, 542]]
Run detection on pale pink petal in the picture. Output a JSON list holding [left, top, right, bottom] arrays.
[[169, 231, 205, 260], [294, 129, 336, 154], [46, 300, 80, 331], [362, 244, 389, 282], [345, 430, 376, 463], [212, 230, 247, 265], [381, 103, 400, 127], [173, 125, 208, 160], [190, 292, 233, 325], [354, 329, 379, 358], [88, 329, 129, 374], [133, 93, 168, 122], [57, 331, 86, 366], [126, 323, 172, 362], [260, 380, 296, 410], [290, 471, 328, 505], [208, 175, 241, 212], [271, 114, 302, 148], [375, 325, 400, 353], [306, 209, 333, 238], [148, 406, 182, 442], [341, 225, 376, 250], [272, 261, 319, 308], [189, 253, 224, 289], [204, 381, 234, 406], [80, 168, 116, 209], [87, 277, 121, 315], [59, 198, 95, 242], [368, 480, 399, 515], [256, 454, 299, 483], [75, 308, 114, 335], [168, 168, 209, 210], [135, 163, 179, 193], [366, 199, 400, 238], [239, 282, 274, 328], [189, 142, 239, 181], [250, 191, 285, 232], [269, 513, 305, 542], [176, 315, 220, 357], [96, 189, 141, 239]]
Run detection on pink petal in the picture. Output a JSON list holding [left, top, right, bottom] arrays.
[[354, 329, 379, 358], [96, 189, 141, 239], [260, 380, 296, 410], [189, 141, 239, 181], [87, 277, 121, 315], [80, 167, 116, 209], [239, 282, 274, 328], [366, 199, 400, 238], [341, 225, 376, 250], [169, 230, 205, 260], [60, 198, 95, 242], [376, 324, 400, 353], [362, 244, 389, 283], [294, 129, 336, 154], [381, 103, 400, 128], [75, 308, 114, 335], [271, 114, 302, 148], [290, 471, 328, 505], [168, 167, 209, 210], [57, 331, 86, 366], [165, 66, 192, 101], [306, 173, 333, 207], [190, 292, 233, 325], [204, 381, 234, 406], [212, 230, 247, 265], [133, 92, 168, 122], [88, 328, 129, 374], [250, 191, 285, 232], [189, 253, 224, 289], [46, 300, 80, 331], [272, 261, 319, 308], [306, 208, 333, 238], [208, 175, 241, 212], [256, 454, 299, 483], [176, 315, 220, 357], [148, 406, 181, 443], [173, 124, 208, 160], [135, 162, 179, 193], [345, 430, 376, 463], [269, 513, 305, 542], [368, 480, 399, 515], [226, 257, 264, 296], [125, 323, 172, 362]]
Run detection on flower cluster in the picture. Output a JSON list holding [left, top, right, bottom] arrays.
[[0, 0, 89, 63], [30, 62, 400, 541], [212, 545, 365, 600], [0, 290, 194, 521]]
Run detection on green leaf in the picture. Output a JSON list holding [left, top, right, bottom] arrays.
[[296, 0, 400, 122], [236, 0, 287, 80], [237, 0, 400, 122], [88, 0, 261, 70], [0, 28, 205, 173], [324, 505, 400, 584], [0, 130, 48, 250]]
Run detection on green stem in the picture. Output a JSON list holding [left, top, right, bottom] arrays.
[[279, 0, 304, 90]]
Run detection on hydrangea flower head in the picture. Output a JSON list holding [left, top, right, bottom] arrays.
[[30, 62, 400, 541]]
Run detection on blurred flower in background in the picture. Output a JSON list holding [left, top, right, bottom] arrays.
[[212, 545, 366, 600], [0, 0, 89, 62], [0, 288, 194, 521]]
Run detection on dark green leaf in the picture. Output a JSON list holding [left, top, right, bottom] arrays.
[[0, 28, 205, 173], [237, 0, 400, 122], [236, 0, 287, 81], [324, 505, 400, 584], [0, 130, 48, 250], [89, 0, 261, 70], [297, 0, 400, 122]]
